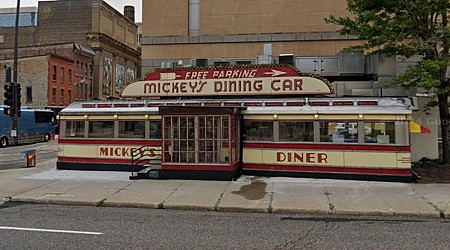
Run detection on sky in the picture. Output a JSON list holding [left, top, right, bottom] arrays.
[[0, 0, 142, 22]]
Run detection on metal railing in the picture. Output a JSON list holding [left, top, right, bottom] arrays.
[[130, 145, 161, 177]]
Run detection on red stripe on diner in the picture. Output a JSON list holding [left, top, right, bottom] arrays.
[[58, 139, 162, 146], [243, 142, 410, 152], [286, 102, 305, 106], [243, 164, 412, 176], [58, 158, 240, 171], [58, 157, 131, 164], [161, 163, 239, 171]]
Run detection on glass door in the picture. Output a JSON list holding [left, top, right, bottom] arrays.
[[163, 114, 239, 164]]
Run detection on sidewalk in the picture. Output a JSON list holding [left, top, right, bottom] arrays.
[[1, 159, 449, 218]]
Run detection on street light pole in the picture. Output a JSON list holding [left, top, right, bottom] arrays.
[[11, 0, 20, 143], [13, 0, 20, 83]]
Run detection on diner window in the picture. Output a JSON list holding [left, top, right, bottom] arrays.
[[149, 121, 162, 139], [279, 121, 314, 142], [88, 121, 114, 138], [244, 120, 273, 141], [320, 121, 358, 143], [52, 65, 57, 81], [65, 121, 85, 138], [119, 120, 145, 138], [364, 122, 396, 144], [164, 116, 196, 163], [198, 116, 229, 164]]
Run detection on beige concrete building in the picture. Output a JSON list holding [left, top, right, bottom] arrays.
[[141, 0, 361, 70], [139, 0, 439, 162]]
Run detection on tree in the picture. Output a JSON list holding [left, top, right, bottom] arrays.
[[325, 0, 450, 165]]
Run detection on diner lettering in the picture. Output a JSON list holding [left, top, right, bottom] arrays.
[[276, 152, 328, 164], [121, 66, 333, 97], [143, 78, 305, 94]]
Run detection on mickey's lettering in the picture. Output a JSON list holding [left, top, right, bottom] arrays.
[[99, 147, 156, 157]]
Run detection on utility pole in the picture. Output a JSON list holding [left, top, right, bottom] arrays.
[[11, 0, 21, 143]]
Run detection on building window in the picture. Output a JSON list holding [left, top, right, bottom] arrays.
[[80, 64, 83, 77], [0, 12, 37, 27], [76, 61, 79, 75], [60, 89, 64, 105], [60, 67, 65, 83], [52, 65, 57, 81], [89, 64, 93, 78], [26, 86, 32, 103], [68, 69, 72, 84], [214, 61, 230, 67], [76, 84, 81, 100], [68, 90, 72, 104], [137, 33, 142, 43], [52, 88, 56, 103], [85, 63, 88, 77], [236, 60, 252, 65]]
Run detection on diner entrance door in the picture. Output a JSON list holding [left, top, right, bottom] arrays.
[[159, 107, 242, 180]]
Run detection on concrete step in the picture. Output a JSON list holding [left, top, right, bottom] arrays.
[[129, 166, 161, 180]]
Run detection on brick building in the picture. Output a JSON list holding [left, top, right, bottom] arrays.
[[0, 43, 95, 109], [0, 55, 49, 109], [0, 0, 140, 101], [36, 0, 140, 100]]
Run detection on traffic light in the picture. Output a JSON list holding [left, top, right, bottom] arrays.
[[15, 84, 22, 117], [3, 107, 11, 115], [3, 83, 14, 107]]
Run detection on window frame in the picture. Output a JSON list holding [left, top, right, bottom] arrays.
[[52, 65, 57, 82]]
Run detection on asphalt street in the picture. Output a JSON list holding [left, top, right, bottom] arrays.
[[0, 141, 57, 170], [0, 202, 449, 250]]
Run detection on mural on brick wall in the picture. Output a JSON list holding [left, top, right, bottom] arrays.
[[115, 64, 125, 93], [127, 68, 135, 84], [103, 57, 112, 94]]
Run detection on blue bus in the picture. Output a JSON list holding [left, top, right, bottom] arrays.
[[0, 106, 55, 147]]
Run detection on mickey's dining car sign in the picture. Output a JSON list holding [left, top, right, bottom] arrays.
[[121, 65, 333, 98]]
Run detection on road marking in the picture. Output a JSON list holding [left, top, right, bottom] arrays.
[[0, 226, 103, 235]]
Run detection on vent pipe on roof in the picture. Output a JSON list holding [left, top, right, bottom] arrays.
[[124, 5, 135, 22], [188, 0, 200, 36]]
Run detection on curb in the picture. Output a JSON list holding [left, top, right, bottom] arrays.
[[4, 197, 446, 219], [9, 197, 99, 207]]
